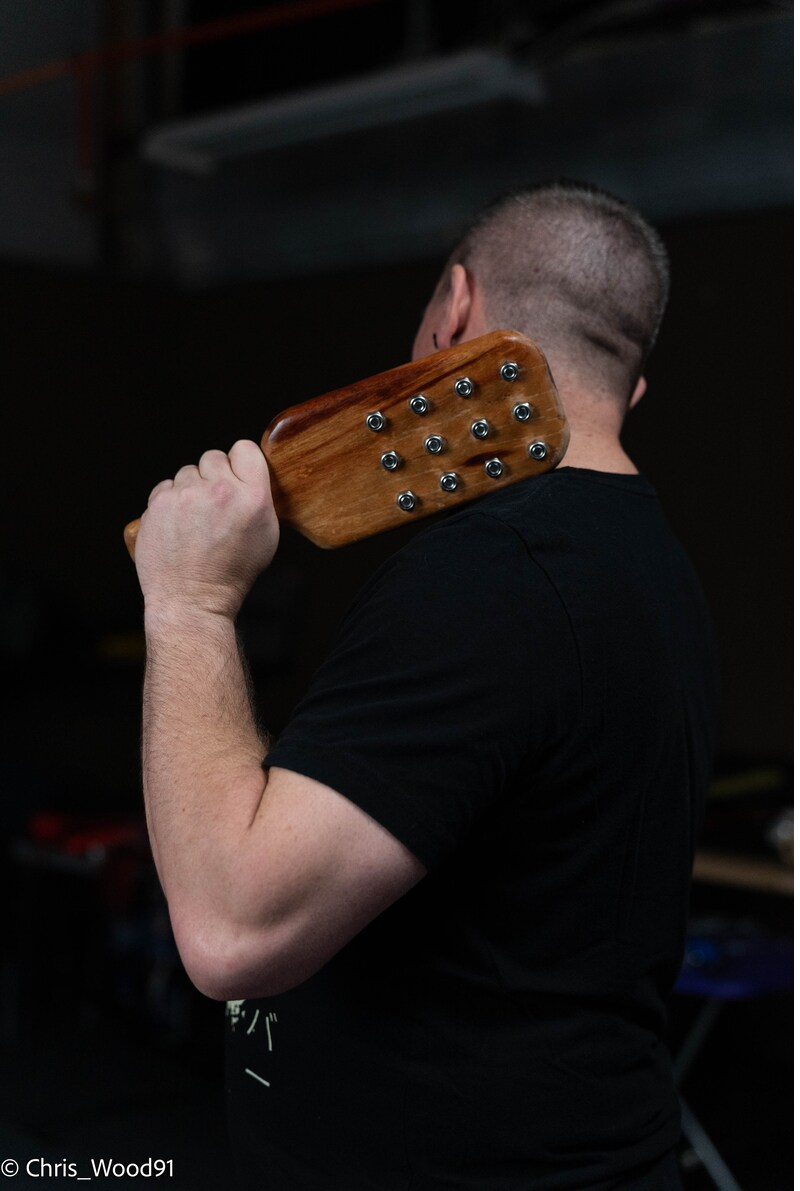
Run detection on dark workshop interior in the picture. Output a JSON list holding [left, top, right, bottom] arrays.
[[0, 1, 792, 1188]]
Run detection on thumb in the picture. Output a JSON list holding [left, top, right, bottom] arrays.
[[228, 439, 269, 488]]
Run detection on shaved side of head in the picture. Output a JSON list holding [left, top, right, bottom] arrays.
[[445, 181, 670, 402]]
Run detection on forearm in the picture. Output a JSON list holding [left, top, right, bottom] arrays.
[[142, 605, 269, 927], [131, 440, 395, 999]]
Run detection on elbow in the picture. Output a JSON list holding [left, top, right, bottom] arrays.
[[178, 943, 259, 1003], [169, 907, 321, 1001]]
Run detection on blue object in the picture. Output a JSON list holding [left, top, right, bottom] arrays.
[[677, 931, 793, 1000], [672, 926, 793, 1191]]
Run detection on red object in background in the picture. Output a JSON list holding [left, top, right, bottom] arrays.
[[28, 810, 146, 856], [0, 0, 386, 184], [26, 811, 151, 912]]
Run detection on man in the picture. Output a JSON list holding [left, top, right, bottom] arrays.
[[133, 181, 717, 1190]]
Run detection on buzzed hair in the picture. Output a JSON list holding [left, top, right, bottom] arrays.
[[446, 180, 670, 401]]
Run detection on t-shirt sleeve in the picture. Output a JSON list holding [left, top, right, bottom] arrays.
[[264, 511, 573, 870]]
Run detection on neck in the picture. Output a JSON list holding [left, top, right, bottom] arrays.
[[548, 370, 637, 475], [556, 426, 638, 475]]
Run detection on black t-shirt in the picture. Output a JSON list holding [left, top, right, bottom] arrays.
[[226, 468, 718, 1191]]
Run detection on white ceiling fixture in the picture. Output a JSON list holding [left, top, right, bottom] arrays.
[[143, 49, 545, 174]]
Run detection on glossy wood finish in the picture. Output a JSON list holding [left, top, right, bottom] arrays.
[[263, 330, 567, 547], [124, 330, 569, 555]]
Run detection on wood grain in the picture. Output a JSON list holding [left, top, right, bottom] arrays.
[[262, 330, 568, 547], [124, 330, 569, 555]]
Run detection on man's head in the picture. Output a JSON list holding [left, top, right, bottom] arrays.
[[412, 180, 669, 412]]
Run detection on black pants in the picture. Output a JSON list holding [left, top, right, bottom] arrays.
[[614, 1150, 683, 1191]]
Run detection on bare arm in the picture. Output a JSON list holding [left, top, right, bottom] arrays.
[[136, 441, 426, 1000]]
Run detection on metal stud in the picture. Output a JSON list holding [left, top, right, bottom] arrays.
[[440, 472, 459, 493], [528, 441, 548, 461], [381, 451, 401, 471], [366, 411, 386, 432], [454, 377, 474, 397], [409, 394, 429, 415], [397, 490, 417, 512], [471, 419, 490, 440], [513, 403, 532, 422], [500, 361, 519, 382], [424, 434, 445, 455], [485, 458, 505, 478]]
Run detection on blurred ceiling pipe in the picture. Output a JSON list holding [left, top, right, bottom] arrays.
[[142, 49, 545, 173]]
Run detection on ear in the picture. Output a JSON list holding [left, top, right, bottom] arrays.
[[629, 376, 647, 410], [411, 264, 479, 360], [439, 264, 474, 347]]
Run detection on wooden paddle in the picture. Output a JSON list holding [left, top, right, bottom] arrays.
[[124, 329, 568, 555]]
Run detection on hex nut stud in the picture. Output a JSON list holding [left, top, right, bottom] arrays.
[[485, 458, 505, 479], [409, 395, 429, 415], [424, 435, 445, 455], [529, 441, 548, 461], [440, 472, 459, 492], [454, 377, 474, 397], [513, 403, 532, 422], [500, 361, 519, 382], [471, 419, 490, 440], [366, 411, 386, 431], [397, 490, 417, 512], [381, 451, 401, 471]]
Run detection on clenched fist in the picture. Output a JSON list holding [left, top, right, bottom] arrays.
[[134, 439, 280, 621]]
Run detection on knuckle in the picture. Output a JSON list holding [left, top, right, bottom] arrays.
[[200, 448, 227, 468], [147, 481, 170, 505], [209, 477, 234, 503]]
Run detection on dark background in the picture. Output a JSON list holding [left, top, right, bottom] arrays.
[[0, 2, 792, 1188]]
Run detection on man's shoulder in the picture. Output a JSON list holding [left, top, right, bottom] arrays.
[[348, 467, 665, 641], [396, 468, 657, 558], [351, 475, 581, 635]]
